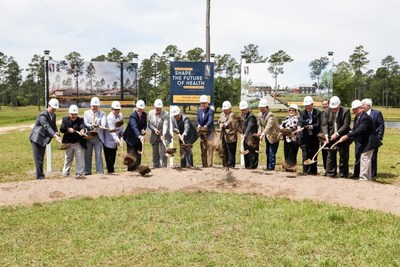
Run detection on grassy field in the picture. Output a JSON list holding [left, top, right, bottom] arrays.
[[1, 192, 400, 266]]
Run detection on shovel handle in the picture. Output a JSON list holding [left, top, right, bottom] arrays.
[[311, 142, 327, 161]]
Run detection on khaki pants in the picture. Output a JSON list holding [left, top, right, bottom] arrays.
[[360, 149, 374, 180], [200, 139, 214, 167]]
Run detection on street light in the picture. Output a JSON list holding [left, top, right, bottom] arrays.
[[44, 50, 50, 107], [328, 51, 334, 96], [43, 50, 52, 173]]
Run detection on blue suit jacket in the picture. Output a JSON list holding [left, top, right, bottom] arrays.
[[196, 107, 215, 139], [124, 110, 147, 146], [348, 112, 380, 153], [370, 109, 385, 140]]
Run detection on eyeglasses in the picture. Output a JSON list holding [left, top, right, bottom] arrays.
[[289, 109, 296, 112]]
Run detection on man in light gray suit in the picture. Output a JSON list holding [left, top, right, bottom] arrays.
[[148, 99, 172, 168], [29, 98, 62, 179], [83, 96, 106, 175]]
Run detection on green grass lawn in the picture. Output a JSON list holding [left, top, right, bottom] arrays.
[[1, 192, 399, 266]]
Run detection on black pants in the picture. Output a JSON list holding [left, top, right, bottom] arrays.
[[300, 137, 319, 174], [244, 143, 258, 169], [31, 141, 46, 179], [104, 146, 117, 173], [284, 141, 299, 167], [222, 139, 237, 168], [127, 142, 142, 171], [326, 143, 349, 178]]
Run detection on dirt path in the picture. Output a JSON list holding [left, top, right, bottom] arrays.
[[1, 168, 400, 216]]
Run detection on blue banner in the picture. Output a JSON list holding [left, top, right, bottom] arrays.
[[170, 61, 214, 105]]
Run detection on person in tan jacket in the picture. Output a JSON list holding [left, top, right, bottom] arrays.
[[257, 98, 280, 170], [218, 101, 240, 169]]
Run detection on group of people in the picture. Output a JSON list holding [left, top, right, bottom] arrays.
[[30, 94, 384, 181]]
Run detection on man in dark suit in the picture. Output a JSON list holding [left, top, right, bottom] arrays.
[[29, 98, 62, 179], [353, 99, 385, 180], [298, 96, 321, 175], [240, 100, 259, 169], [321, 96, 351, 178], [196, 94, 216, 167], [339, 100, 380, 181], [124, 100, 147, 171]]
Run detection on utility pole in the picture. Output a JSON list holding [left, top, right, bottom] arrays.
[[205, 0, 211, 62]]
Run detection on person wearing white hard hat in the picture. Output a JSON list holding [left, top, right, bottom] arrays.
[[240, 100, 259, 169], [103, 101, 124, 174], [29, 98, 62, 179], [321, 96, 351, 178], [320, 99, 330, 172], [60, 104, 87, 178], [196, 94, 216, 167], [338, 100, 380, 181], [171, 106, 199, 168], [84, 96, 107, 175], [148, 99, 172, 168], [298, 96, 321, 175], [218, 100, 239, 169], [280, 103, 301, 169], [257, 98, 280, 171], [351, 98, 385, 179], [124, 99, 147, 171]]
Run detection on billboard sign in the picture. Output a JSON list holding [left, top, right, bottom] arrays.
[[170, 61, 214, 105], [47, 60, 138, 106]]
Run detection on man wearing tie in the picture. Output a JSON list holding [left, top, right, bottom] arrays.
[[84, 97, 106, 175], [298, 96, 321, 175], [29, 98, 62, 180], [148, 99, 171, 168], [352, 98, 385, 180], [196, 94, 216, 167], [124, 100, 147, 170], [321, 96, 351, 178]]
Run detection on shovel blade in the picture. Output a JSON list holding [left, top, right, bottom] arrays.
[[303, 159, 316, 165]]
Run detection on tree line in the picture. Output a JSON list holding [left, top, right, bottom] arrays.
[[0, 44, 399, 110]]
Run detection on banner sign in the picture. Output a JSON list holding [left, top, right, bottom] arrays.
[[170, 61, 214, 105], [47, 60, 138, 106]]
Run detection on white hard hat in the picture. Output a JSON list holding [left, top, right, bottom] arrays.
[[258, 98, 268, 108], [111, 101, 121, 109], [170, 105, 180, 116], [351, 100, 362, 109], [222, 101, 232, 110], [329, 96, 341, 108], [136, 100, 145, 109], [289, 103, 298, 110], [48, 98, 59, 109], [154, 99, 163, 108], [199, 94, 209, 103], [68, 104, 79, 114], [303, 96, 314, 106], [90, 97, 100, 106], [239, 100, 249, 110]]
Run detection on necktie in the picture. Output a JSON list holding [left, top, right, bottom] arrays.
[[91, 112, 95, 127]]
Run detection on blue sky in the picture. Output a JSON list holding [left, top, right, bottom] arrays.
[[1, 0, 399, 87]]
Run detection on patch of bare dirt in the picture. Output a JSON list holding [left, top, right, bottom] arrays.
[[1, 167, 400, 217]]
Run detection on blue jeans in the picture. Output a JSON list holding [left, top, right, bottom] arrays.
[[266, 140, 279, 170]]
